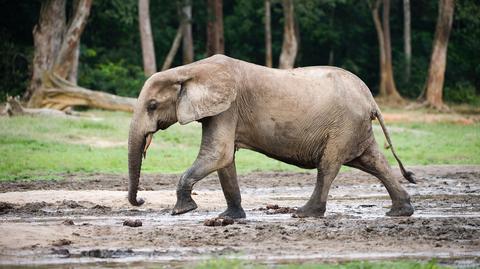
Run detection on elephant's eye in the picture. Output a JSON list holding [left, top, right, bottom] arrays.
[[147, 100, 158, 111]]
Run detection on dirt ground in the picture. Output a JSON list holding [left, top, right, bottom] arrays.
[[0, 165, 479, 268]]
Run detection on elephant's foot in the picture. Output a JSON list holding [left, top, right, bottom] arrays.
[[291, 203, 326, 218], [172, 190, 198, 215], [386, 201, 414, 217], [219, 206, 246, 219], [172, 198, 197, 215]]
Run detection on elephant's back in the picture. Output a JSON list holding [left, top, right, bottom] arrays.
[[292, 66, 376, 117], [293, 66, 373, 98]]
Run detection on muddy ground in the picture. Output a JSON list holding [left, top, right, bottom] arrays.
[[0, 165, 479, 268]]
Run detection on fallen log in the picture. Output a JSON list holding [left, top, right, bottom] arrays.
[[27, 72, 136, 112], [3, 96, 71, 117]]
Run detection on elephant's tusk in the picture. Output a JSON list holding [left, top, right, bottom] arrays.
[[143, 133, 153, 159]]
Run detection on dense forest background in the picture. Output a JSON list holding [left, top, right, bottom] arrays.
[[1, 0, 479, 104]]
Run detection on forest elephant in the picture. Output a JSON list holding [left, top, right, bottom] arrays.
[[128, 55, 416, 219]]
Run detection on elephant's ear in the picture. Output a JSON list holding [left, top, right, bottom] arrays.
[[176, 67, 237, 125]]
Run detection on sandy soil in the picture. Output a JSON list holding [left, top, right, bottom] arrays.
[[0, 165, 479, 268]]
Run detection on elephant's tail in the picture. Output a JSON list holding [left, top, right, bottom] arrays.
[[374, 107, 416, 184]]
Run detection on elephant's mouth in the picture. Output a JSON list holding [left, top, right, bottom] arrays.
[[158, 121, 172, 130], [143, 122, 173, 159]]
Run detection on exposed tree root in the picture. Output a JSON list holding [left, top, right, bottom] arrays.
[[374, 96, 407, 108], [405, 100, 450, 113], [27, 72, 136, 112]]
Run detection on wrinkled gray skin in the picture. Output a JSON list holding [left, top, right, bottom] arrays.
[[128, 55, 415, 219]]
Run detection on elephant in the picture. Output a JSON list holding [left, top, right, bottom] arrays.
[[128, 54, 415, 219]]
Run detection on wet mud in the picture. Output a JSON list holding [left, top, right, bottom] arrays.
[[0, 165, 479, 268]]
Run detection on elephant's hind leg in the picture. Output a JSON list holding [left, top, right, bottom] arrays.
[[217, 160, 246, 219], [346, 142, 414, 217], [293, 160, 341, 218]]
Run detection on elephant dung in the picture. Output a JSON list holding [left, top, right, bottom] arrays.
[[203, 217, 234, 227], [123, 219, 142, 227]]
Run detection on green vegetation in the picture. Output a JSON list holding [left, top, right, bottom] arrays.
[[193, 258, 450, 269], [372, 122, 480, 165], [1, 1, 480, 101], [0, 111, 478, 181]]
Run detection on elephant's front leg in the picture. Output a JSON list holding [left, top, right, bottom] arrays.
[[218, 161, 246, 219], [171, 160, 210, 215], [172, 115, 236, 215]]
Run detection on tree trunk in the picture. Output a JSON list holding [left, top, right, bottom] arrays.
[[162, 24, 183, 71], [27, 0, 134, 112], [278, 0, 297, 69], [181, 0, 194, 64], [25, 0, 66, 100], [370, 0, 403, 102], [382, 0, 402, 101], [27, 0, 132, 112], [67, 0, 80, 85], [423, 0, 455, 110], [328, 6, 336, 66], [53, 0, 92, 78], [206, 0, 224, 56], [67, 41, 80, 84], [403, 0, 411, 83], [371, 0, 386, 95], [138, 0, 157, 76], [264, 0, 272, 67], [28, 0, 92, 109]]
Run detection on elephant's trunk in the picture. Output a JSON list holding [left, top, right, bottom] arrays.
[[127, 120, 146, 206]]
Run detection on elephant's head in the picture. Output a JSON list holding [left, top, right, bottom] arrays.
[[128, 55, 238, 206]]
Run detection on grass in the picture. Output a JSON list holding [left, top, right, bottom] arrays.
[[0, 110, 479, 180], [193, 258, 451, 269]]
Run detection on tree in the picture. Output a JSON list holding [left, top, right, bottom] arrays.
[[67, 1, 81, 85], [403, 0, 411, 83], [25, 0, 66, 100], [161, 1, 191, 70], [67, 42, 80, 84], [422, 0, 455, 110], [369, 0, 403, 102], [206, 0, 224, 56], [328, 6, 336, 66], [162, 24, 183, 70], [279, 0, 297, 69], [27, 0, 135, 112], [264, 0, 272, 67], [181, 0, 194, 64], [138, 0, 157, 76]]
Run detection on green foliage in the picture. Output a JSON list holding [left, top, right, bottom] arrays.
[[0, 30, 32, 98], [0, 0, 479, 102], [448, 0, 480, 96], [224, 1, 266, 64], [0, 111, 479, 181], [0, 1, 39, 98], [193, 258, 450, 269], [79, 57, 146, 97], [444, 81, 480, 105]]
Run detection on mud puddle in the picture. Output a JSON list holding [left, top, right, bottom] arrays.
[[1, 165, 479, 267]]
